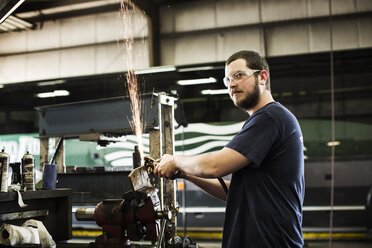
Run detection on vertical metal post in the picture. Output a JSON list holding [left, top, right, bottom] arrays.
[[39, 137, 49, 171], [159, 94, 177, 236], [149, 129, 163, 209], [149, 94, 177, 247], [55, 138, 65, 173]]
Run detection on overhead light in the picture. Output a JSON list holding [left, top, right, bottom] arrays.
[[36, 90, 70, 98], [0, 15, 34, 32], [0, 0, 25, 24], [327, 141, 340, 147], [177, 65, 224, 72], [177, 77, 217, 86], [37, 80, 66, 87], [201, 89, 229, 95], [6, 15, 32, 28], [134, 66, 176, 75]]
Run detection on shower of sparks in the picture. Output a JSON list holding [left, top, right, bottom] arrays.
[[119, 0, 145, 164]]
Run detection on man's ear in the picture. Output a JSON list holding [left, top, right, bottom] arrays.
[[259, 70, 268, 84], [258, 75, 265, 85]]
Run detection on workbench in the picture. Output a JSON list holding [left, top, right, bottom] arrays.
[[0, 188, 72, 242]]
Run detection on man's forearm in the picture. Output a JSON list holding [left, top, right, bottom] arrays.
[[183, 173, 230, 201], [174, 148, 251, 178], [175, 153, 221, 178]]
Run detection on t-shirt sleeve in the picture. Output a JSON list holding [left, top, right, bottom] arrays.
[[225, 113, 279, 168]]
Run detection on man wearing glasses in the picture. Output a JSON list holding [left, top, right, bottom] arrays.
[[155, 50, 304, 248]]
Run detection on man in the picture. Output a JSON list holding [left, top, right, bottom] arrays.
[[154, 50, 304, 248]]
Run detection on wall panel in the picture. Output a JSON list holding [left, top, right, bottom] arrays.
[[26, 51, 60, 81], [217, 28, 263, 61], [174, 34, 217, 64], [266, 23, 310, 56], [0, 0, 371, 84]]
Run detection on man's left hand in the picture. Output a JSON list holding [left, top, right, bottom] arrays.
[[154, 154, 179, 180]]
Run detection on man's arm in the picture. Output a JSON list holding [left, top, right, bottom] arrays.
[[182, 173, 230, 201], [155, 147, 251, 179]]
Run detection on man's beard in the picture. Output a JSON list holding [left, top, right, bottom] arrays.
[[234, 80, 260, 111]]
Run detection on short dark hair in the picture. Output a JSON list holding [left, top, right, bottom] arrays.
[[226, 50, 271, 91]]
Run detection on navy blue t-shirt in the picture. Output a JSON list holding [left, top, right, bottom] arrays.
[[223, 102, 305, 248]]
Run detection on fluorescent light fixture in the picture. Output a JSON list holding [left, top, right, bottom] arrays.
[[201, 89, 229, 95], [36, 90, 70, 98], [7, 15, 32, 27], [177, 77, 217, 86], [0, 15, 33, 32], [327, 141, 340, 147], [0, 25, 9, 31], [0, 0, 25, 24], [37, 80, 66, 87], [134, 66, 176, 75], [177, 65, 224, 72]]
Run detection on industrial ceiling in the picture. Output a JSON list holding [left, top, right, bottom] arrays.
[[1, 0, 372, 134]]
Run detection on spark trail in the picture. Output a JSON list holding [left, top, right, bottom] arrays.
[[119, 0, 145, 164]]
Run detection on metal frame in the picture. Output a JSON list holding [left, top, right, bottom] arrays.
[[36, 93, 162, 137]]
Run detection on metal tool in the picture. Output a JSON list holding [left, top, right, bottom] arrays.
[[143, 156, 181, 180]]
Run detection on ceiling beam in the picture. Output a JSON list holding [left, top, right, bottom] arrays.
[[14, 0, 98, 13], [21, 3, 120, 23]]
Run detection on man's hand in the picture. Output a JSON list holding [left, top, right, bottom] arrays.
[[154, 154, 179, 180]]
